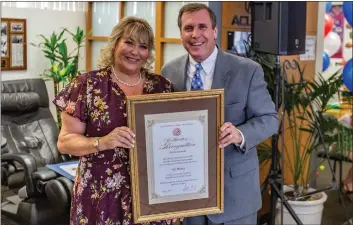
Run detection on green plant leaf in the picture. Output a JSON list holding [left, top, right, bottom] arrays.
[[52, 63, 58, 73], [36, 26, 88, 126]]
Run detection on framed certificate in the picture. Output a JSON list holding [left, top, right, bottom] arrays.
[[127, 89, 224, 223]]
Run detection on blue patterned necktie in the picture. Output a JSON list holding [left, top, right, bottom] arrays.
[[191, 63, 203, 90]]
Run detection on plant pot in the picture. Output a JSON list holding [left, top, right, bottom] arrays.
[[275, 185, 328, 225]]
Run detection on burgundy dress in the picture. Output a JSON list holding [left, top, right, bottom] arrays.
[[53, 67, 173, 225]]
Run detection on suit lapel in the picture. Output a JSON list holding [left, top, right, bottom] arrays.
[[179, 49, 231, 91], [211, 50, 232, 90], [178, 55, 189, 91]]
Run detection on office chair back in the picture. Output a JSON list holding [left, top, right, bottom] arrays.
[[1, 78, 64, 169]]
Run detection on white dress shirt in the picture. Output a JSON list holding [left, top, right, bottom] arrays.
[[186, 46, 218, 90], [186, 46, 246, 149]]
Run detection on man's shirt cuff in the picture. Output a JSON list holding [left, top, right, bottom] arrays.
[[234, 128, 246, 151]]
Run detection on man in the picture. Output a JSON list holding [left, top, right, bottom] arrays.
[[161, 3, 278, 225]]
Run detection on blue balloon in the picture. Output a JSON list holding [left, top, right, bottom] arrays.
[[343, 2, 353, 27], [343, 58, 352, 92], [322, 52, 330, 71], [326, 2, 332, 13]]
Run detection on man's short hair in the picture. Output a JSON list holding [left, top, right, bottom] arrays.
[[177, 3, 217, 29]]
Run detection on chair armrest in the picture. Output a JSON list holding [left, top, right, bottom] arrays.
[[45, 176, 74, 211], [32, 168, 60, 194], [32, 168, 59, 181], [2, 153, 38, 197]]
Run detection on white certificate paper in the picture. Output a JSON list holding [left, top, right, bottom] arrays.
[[145, 110, 209, 204]]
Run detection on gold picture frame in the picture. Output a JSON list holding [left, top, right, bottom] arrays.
[[127, 90, 224, 223]]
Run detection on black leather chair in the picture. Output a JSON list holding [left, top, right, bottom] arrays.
[[1, 78, 73, 225]]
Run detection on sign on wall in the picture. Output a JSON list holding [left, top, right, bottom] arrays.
[[1, 18, 27, 71], [299, 35, 316, 61], [222, 2, 251, 31]]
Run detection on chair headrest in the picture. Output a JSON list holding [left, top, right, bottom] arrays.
[[1, 92, 40, 113], [1, 78, 49, 108]]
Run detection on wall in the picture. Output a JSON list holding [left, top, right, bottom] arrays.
[[1, 6, 86, 120], [87, 2, 216, 74], [315, 2, 326, 80]]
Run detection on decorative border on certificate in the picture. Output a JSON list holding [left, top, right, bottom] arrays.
[[127, 89, 224, 223], [145, 110, 209, 205]]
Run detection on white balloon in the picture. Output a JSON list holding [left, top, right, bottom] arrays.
[[324, 32, 342, 57]]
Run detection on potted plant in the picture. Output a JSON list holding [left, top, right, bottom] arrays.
[[31, 27, 88, 128], [272, 62, 344, 224], [233, 36, 349, 224]]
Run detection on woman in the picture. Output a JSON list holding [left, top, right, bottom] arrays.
[[53, 17, 173, 224]]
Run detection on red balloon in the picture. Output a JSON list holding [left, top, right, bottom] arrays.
[[324, 14, 334, 37]]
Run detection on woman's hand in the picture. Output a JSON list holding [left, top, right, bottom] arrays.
[[100, 126, 135, 150]]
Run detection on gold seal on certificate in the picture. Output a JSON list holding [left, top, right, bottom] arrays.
[[127, 90, 224, 223]]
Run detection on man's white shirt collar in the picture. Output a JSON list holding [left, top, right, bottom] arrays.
[[188, 46, 218, 77]]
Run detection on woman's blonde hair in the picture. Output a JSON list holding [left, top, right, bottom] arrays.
[[97, 16, 155, 71]]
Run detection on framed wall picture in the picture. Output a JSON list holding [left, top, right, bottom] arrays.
[[10, 34, 24, 67], [10, 22, 24, 33], [0, 18, 27, 70], [1, 22, 8, 58]]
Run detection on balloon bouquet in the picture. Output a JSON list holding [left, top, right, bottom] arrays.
[[323, 2, 352, 92]]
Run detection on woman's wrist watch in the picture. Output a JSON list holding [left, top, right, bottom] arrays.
[[93, 137, 101, 151]]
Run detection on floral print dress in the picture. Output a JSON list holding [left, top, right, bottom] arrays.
[[53, 67, 173, 225]]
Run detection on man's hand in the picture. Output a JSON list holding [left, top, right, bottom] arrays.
[[219, 122, 243, 148]]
